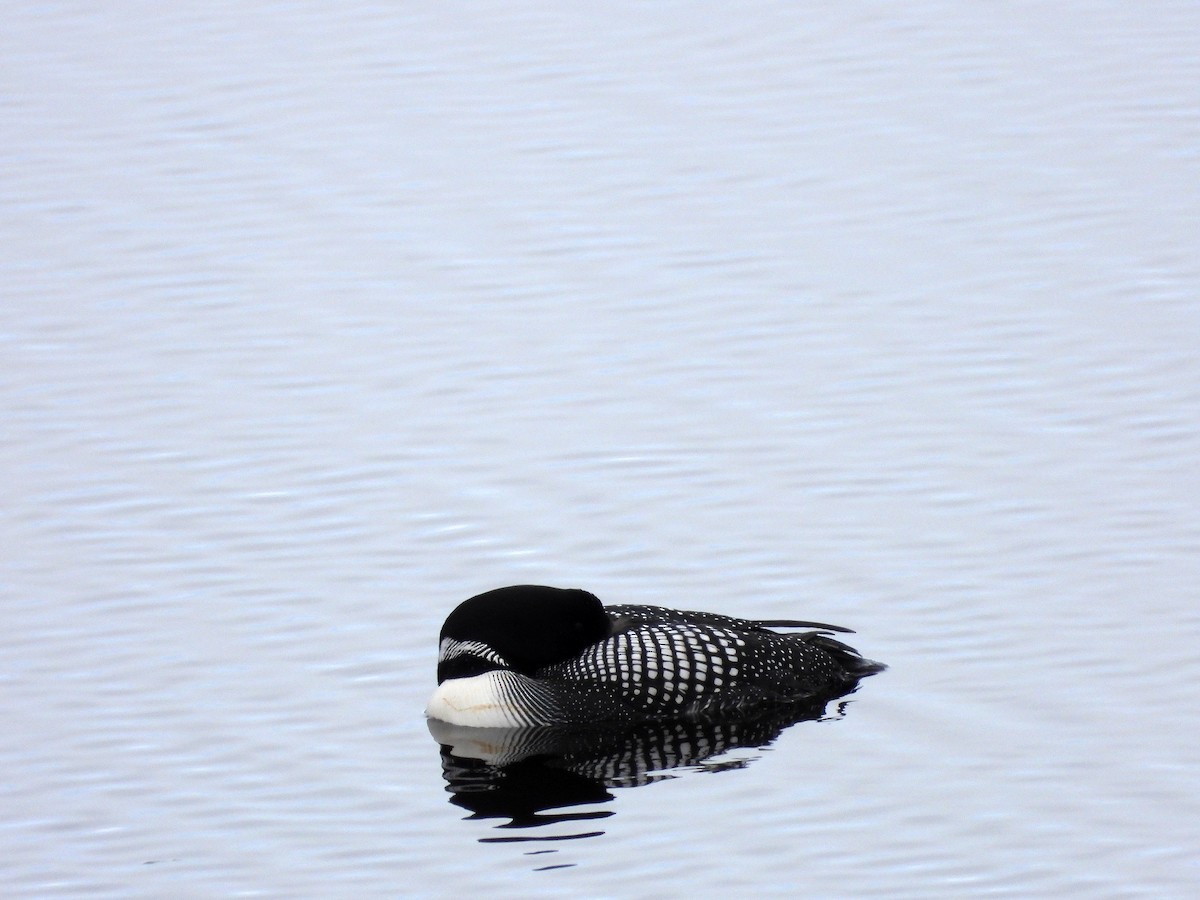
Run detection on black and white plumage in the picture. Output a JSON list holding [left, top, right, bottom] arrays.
[[426, 585, 884, 728]]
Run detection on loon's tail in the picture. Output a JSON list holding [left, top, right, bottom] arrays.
[[805, 633, 887, 678]]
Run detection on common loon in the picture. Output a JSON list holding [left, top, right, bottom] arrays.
[[425, 585, 883, 728]]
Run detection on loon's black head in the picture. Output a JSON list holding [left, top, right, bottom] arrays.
[[437, 585, 612, 684]]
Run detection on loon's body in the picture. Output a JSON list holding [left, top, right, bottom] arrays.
[[426, 585, 883, 728]]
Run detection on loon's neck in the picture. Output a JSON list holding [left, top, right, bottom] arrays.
[[425, 670, 561, 728]]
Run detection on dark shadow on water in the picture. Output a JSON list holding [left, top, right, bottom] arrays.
[[429, 690, 869, 862]]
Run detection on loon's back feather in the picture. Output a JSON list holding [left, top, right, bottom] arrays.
[[606, 603, 854, 634]]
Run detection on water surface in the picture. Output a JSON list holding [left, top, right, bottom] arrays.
[[3, 3, 1199, 897]]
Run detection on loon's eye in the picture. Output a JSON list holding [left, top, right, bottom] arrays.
[[438, 654, 502, 681]]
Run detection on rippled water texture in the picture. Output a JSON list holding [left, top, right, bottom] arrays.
[[4, 3, 1199, 897]]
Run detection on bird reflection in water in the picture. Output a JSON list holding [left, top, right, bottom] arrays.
[[429, 693, 860, 861]]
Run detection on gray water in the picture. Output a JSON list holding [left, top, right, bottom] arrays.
[[4, 3, 1199, 897]]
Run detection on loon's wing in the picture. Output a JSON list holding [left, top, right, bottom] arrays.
[[541, 617, 879, 720], [754, 618, 854, 634]]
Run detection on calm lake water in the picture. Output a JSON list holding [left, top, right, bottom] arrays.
[[4, 3, 1199, 897]]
